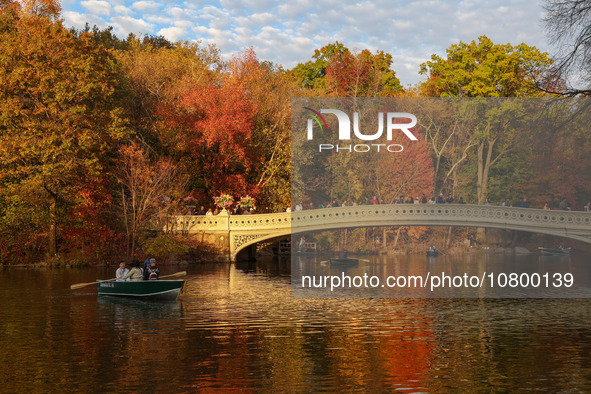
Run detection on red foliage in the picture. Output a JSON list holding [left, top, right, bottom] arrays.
[[63, 178, 122, 260], [158, 75, 259, 197], [325, 51, 371, 96], [374, 127, 435, 203]]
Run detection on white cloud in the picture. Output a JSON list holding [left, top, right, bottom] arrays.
[[147, 15, 173, 24], [234, 12, 275, 29], [158, 26, 187, 41], [113, 5, 133, 15], [63, 10, 108, 30], [131, 1, 160, 12], [168, 6, 188, 18], [63, 11, 89, 28], [111, 16, 154, 35], [80, 0, 111, 16]]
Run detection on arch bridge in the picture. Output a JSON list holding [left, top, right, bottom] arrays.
[[171, 204, 591, 261]]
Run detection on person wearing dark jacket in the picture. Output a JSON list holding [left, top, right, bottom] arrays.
[[144, 258, 160, 280]]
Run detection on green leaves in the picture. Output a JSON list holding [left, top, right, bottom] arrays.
[[420, 36, 553, 97]]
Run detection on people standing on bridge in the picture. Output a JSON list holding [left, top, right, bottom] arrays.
[[370, 196, 379, 205], [502, 198, 511, 207], [421, 194, 428, 204], [115, 261, 129, 281], [559, 199, 568, 210], [520, 197, 529, 208], [459, 197, 466, 204], [585, 202, 590, 212], [436, 193, 444, 204]]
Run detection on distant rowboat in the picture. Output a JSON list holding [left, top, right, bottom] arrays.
[[328, 251, 361, 266], [97, 280, 185, 300], [538, 247, 571, 256], [329, 258, 360, 265]]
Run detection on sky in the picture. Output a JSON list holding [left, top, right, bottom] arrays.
[[60, 0, 551, 87]]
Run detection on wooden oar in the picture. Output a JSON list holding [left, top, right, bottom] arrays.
[[160, 271, 187, 279], [70, 271, 187, 290]]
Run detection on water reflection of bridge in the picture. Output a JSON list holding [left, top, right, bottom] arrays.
[[171, 204, 591, 261]]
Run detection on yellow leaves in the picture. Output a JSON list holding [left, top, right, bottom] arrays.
[[420, 35, 552, 98]]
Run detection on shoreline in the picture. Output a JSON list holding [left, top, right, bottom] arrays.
[[0, 246, 568, 268]]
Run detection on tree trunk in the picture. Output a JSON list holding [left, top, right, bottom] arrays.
[[393, 227, 402, 250], [43, 183, 58, 258], [477, 138, 496, 243], [445, 226, 452, 248], [477, 138, 496, 204], [48, 192, 57, 257]]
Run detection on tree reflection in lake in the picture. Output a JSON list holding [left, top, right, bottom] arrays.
[[1, 256, 591, 391]]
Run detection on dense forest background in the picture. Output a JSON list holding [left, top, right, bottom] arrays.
[[2, 0, 591, 265]]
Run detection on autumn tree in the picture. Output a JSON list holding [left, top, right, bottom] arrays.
[[290, 41, 348, 91], [158, 48, 294, 208], [367, 129, 434, 203], [158, 73, 259, 198], [420, 36, 553, 98], [225, 48, 293, 207], [517, 99, 591, 208], [414, 99, 478, 195], [0, 0, 127, 259], [117, 38, 221, 150], [117, 143, 184, 259], [291, 42, 403, 96], [419, 36, 554, 204], [325, 49, 403, 96]]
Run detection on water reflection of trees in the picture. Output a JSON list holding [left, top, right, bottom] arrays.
[[3, 265, 591, 391]]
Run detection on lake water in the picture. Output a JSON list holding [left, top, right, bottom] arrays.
[[2, 254, 591, 391]]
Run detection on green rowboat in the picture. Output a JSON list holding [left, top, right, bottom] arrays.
[[97, 280, 185, 300], [329, 258, 359, 265], [538, 247, 571, 256]]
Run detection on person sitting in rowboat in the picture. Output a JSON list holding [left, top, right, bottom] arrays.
[[144, 258, 160, 280], [115, 261, 129, 281], [121, 260, 144, 281]]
